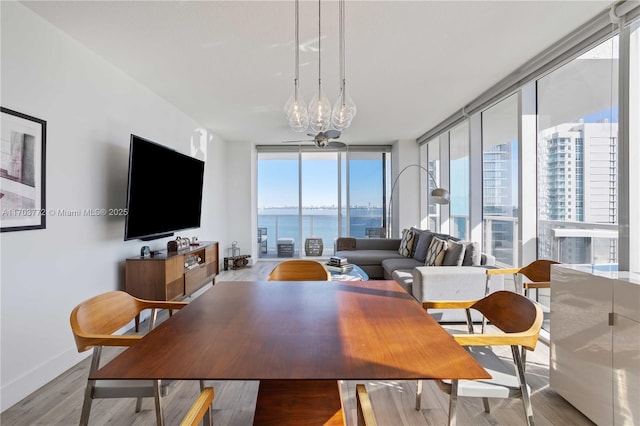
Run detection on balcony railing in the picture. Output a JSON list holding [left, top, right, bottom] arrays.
[[257, 213, 384, 258]]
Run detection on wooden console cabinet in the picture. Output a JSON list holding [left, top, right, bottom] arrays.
[[125, 241, 219, 301]]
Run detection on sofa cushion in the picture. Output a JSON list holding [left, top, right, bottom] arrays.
[[443, 240, 466, 266], [411, 229, 433, 263], [398, 229, 417, 257], [391, 269, 414, 295], [425, 237, 448, 266], [338, 249, 404, 266], [382, 257, 423, 278], [462, 241, 482, 266], [336, 237, 357, 251]]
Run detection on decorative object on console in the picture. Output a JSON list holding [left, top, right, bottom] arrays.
[[228, 241, 240, 258], [167, 236, 190, 252], [140, 245, 151, 257], [0, 107, 47, 233], [387, 164, 449, 238], [223, 254, 251, 271]]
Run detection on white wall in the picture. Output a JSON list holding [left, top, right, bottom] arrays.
[[391, 139, 421, 236], [222, 140, 255, 261], [0, 3, 227, 410]]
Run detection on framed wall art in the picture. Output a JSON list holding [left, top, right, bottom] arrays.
[[0, 107, 46, 232]]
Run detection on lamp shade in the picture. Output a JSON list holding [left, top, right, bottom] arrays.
[[430, 187, 450, 205]]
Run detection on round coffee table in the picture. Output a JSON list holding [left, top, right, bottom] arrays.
[[328, 264, 369, 281]]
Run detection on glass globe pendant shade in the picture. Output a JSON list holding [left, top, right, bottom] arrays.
[[285, 84, 309, 132], [308, 86, 332, 133], [331, 86, 356, 130]]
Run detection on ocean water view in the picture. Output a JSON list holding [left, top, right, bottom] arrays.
[[258, 207, 384, 256]]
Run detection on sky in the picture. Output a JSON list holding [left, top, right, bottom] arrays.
[[258, 158, 383, 208]]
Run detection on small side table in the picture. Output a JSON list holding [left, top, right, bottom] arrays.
[[304, 238, 323, 256], [277, 238, 295, 257]]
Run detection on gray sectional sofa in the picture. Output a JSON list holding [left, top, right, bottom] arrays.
[[334, 229, 504, 322]]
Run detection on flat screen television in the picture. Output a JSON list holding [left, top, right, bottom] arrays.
[[124, 134, 205, 241]]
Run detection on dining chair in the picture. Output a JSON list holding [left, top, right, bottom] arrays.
[[356, 384, 378, 426], [70, 291, 188, 426], [180, 387, 214, 426], [487, 259, 559, 295], [486, 259, 559, 364], [417, 291, 543, 426], [267, 259, 331, 281]]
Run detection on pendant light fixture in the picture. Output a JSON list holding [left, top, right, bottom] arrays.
[[331, 0, 356, 130], [285, 0, 356, 133], [284, 0, 309, 132], [307, 0, 332, 133]]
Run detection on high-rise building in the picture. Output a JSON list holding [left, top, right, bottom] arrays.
[[483, 142, 515, 265], [537, 120, 618, 264]]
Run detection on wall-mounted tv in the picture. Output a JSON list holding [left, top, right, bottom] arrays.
[[124, 134, 205, 241]]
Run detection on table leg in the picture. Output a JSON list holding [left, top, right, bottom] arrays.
[[253, 380, 344, 426]]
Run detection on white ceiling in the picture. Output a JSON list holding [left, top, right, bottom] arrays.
[[23, 1, 612, 145]]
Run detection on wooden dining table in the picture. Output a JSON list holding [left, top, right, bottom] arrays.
[[92, 280, 489, 424]]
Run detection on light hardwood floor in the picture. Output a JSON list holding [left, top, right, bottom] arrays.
[[1, 261, 594, 426]]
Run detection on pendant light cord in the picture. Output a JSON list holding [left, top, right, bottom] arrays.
[[318, 0, 322, 93], [294, 0, 299, 87], [340, 0, 346, 105]]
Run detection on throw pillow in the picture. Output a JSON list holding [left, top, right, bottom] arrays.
[[424, 237, 448, 266], [412, 229, 433, 263], [461, 241, 482, 266], [398, 229, 417, 257], [442, 240, 466, 266]]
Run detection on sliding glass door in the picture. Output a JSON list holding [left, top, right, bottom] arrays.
[[257, 147, 390, 259]]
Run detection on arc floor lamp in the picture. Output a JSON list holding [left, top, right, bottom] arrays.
[[387, 164, 450, 238]]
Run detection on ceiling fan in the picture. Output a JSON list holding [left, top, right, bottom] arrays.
[[282, 130, 346, 148]]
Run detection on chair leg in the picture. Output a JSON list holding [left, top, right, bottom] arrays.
[[79, 379, 94, 426], [79, 346, 103, 426], [153, 380, 164, 426], [512, 346, 535, 426], [415, 379, 422, 410], [482, 397, 491, 413], [135, 397, 143, 413], [465, 309, 474, 334], [448, 380, 458, 426], [521, 347, 528, 371]]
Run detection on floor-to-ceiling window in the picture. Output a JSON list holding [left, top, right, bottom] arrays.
[[257, 147, 390, 258], [345, 151, 387, 238], [427, 137, 441, 232], [482, 94, 519, 266], [301, 152, 339, 256], [537, 35, 619, 268], [449, 122, 470, 240], [629, 19, 640, 272], [257, 151, 301, 257]]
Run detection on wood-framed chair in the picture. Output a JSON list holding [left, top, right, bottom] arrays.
[[486, 259, 559, 364], [267, 259, 331, 281], [70, 291, 188, 426], [417, 291, 543, 426], [356, 384, 378, 426], [487, 259, 559, 295], [180, 387, 214, 426]]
